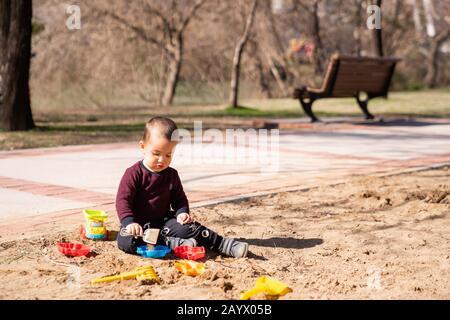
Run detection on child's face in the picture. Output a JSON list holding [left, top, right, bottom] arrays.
[[139, 131, 178, 172]]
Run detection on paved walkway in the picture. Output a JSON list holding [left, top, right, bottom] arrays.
[[1, 118, 450, 237]]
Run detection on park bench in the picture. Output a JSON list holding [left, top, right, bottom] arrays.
[[293, 54, 401, 122]]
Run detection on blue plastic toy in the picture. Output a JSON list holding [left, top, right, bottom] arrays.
[[136, 245, 171, 258]]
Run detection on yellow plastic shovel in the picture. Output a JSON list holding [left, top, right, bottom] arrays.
[[240, 276, 292, 300], [91, 266, 160, 284]]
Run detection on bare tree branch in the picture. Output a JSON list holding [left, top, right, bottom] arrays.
[[103, 10, 169, 54], [295, 0, 314, 15], [86, 3, 170, 54], [140, 0, 173, 38], [229, 0, 258, 107], [179, 0, 208, 32], [425, 23, 450, 87]]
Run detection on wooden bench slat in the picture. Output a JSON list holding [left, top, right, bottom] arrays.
[[337, 71, 390, 77], [334, 81, 388, 87], [339, 77, 388, 83], [339, 64, 390, 69]]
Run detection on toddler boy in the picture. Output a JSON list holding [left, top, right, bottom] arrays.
[[116, 117, 249, 258]]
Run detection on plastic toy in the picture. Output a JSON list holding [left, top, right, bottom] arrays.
[[91, 266, 160, 284], [174, 246, 205, 260], [81, 209, 108, 240], [240, 276, 292, 300], [57, 242, 91, 257], [136, 245, 171, 259], [120, 227, 160, 245], [174, 260, 206, 276]]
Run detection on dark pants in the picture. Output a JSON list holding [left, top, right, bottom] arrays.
[[117, 217, 223, 255]]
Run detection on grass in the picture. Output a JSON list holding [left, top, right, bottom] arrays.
[[237, 89, 450, 119], [0, 129, 140, 151], [0, 88, 449, 151], [209, 105, 304, 118]]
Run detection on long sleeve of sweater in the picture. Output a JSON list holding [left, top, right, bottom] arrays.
[[115, 166, 141, 226]]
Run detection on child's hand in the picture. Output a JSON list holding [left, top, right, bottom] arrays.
[[126, 223, 143, 238], [177, 213, 192, 225]]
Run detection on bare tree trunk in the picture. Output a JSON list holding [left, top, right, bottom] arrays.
[[0, 0, 35, 131], [412, 0, 423, 35], [229, 0, 258, 108], [160, 0, 207, 106], [311, 0, 324, 74], [256, 57, 272, 99], [265, 53, 288, 97], [422, 0, 436, 37], [264, 1, 294, 84], [249, 40, 272, 98], [373, 0, 384, 56], [353, 0, 363, 56], [93, 0, 207, 107], [393, 0, 401, 26], [162, 36, 182, 106], [425, 26, 450, 87]]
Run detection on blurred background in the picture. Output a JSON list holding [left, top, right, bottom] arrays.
[[1, 0, 449, 148], [30, 0, 450, 106]]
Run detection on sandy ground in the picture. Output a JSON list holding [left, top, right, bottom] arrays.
[[0, 168, 449, 300]]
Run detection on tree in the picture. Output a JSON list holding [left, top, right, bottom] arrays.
[[0, 0, 35, 131], [372, 0, 384, 56], [92, 0, 207, 107], [412, 0, 424, 34], [229, 0, 258, 108], [353, 0, 364, 56], [297, 0, 326, 74], [248, 39, 272, 98], [258, 0, 291, 97], [380, 0, 411, 56], [425, 25, 450, 87], [412, 0, 450, 87]]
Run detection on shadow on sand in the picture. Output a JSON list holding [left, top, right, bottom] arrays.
[[239, 237, 323, 249]]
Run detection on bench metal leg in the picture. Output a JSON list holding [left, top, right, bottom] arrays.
[[356, 95, 375, 120], [299, 97, 320, 123]]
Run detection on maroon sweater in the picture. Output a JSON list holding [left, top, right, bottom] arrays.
[[115, 161, 189, 227]]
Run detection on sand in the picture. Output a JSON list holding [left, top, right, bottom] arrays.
[[0, 168, 449, 300]]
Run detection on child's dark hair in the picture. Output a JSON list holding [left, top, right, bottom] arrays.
[[142, 117, 178, 143]]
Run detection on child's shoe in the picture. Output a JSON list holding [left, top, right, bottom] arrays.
[[219, 238, 249, 258], [164, 237, 197, 250]]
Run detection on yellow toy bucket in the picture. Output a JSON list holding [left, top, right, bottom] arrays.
[[83, 209, 107, 225], [82, 209, 108, 239]]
